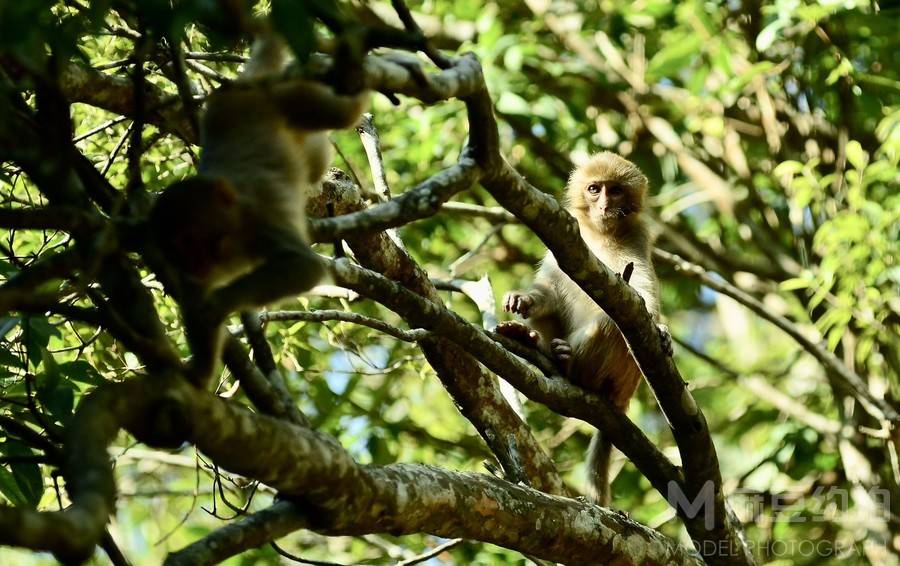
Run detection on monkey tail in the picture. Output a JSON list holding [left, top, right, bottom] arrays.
[[585, 431, 612, 506]]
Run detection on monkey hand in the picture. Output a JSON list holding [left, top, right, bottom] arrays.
[[657, 323, 673, 357], [494, 320, 540, 349], [503, 291, 535, 318]]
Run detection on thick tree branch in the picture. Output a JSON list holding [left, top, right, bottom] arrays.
[[310, 170, 566, 496], [0, 372, 692, 565], [222, 336, 309, 427], [125, 376, 700, 566], [0, 381, 140, 562]]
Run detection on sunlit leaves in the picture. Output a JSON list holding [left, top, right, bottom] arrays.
[[646, 33, 703, 81]]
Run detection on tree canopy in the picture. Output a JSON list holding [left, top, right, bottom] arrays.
[[0, 0, 897, 564]]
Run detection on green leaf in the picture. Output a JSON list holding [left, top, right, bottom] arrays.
[[826, 58, 853, 86], [2, 442, 43, 508], [37, 348, 61, 393], [647, 34, 703, 79], [496, 92, 531, 116], [773, 160, 804, 176], [24, 318, 60, 369], [272, 0, 316, 64], [59, 361, 103, 385], [0, 348, 24, 369], [845, 140, 868, 170], [779, 278, 811, 291], [39, 383, 75, 423], [0, 318, 20, 340], [0, 466, 28, 506], [756, 20, 786, 51]]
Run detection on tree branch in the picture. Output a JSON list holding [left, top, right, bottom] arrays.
[[440, 56, 754, 563], [137, 375, 701, 566], [309, 169, 566, 496], [308, 155, 480, 243], [654, 248, 897, 424]]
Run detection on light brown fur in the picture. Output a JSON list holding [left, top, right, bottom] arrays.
[[148, 34, 369, 384], [151, 35, 368, 289], [501, 152, 662, 505]]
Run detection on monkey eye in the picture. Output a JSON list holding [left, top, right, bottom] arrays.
[[607, 184, 624, 196], [586, 183, 601, 195]]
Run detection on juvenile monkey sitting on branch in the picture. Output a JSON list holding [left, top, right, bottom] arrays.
[[149, 34, 370, 384], [497, 152, 671, 506]]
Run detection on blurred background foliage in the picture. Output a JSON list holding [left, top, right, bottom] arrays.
[[0, 0, 898, 564]]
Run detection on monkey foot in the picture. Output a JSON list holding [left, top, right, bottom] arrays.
[[503, 291, 534, 318], [657, 324, 673, 357], [550, 338, 573, 375], [550, 338, 572, 361], [494, 320, 539, 348]]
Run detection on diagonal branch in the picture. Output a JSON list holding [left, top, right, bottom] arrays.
[[654, 248, 897, 424], [438, 55, 755, 564], [308, 155, 480, 243], [309, 171, 566, 496]]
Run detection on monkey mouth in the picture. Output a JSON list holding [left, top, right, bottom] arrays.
[[595, 207, 633, 221]]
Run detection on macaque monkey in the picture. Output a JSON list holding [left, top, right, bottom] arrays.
[[497, 152, 670, 506], [149, 34, 369, 384]]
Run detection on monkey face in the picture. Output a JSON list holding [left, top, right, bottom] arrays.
[[566, 152, 648, 229], [584, 181, 630, 218]]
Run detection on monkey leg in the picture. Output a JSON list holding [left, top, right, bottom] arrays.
[[272, 79, 370, 130], [183, 305, 226, 387], [211, 245, 324, 315], [187, 241, 324, 387], [494, 320, 540, 349], [585, 432, 613, 507]]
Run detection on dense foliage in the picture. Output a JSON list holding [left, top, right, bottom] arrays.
[[0, 0, 897, 564]]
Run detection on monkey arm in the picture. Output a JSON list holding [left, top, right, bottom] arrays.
[[271, 79, 370, 130]]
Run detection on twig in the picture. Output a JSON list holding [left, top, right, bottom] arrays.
[[356, 114, 391, 202], [184, 51, 247, 63], [308, 155, 480, 243], [390, 0, 453, 69], [165, 37, 200, 139], [270, 542, 345, 566], [259, 310, 430, 342], [72, 115, 130, 143], [655, 248, 897, 424], [100, 530, 131, 566], [673, 335, 842, 436], [222, 336, 309, 427], [439, 201, 518, 223], [126, 21, 152, 193], [449, 224, 504, 277], [397, 538, 464, 565], [239, 311, 279, 377]]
